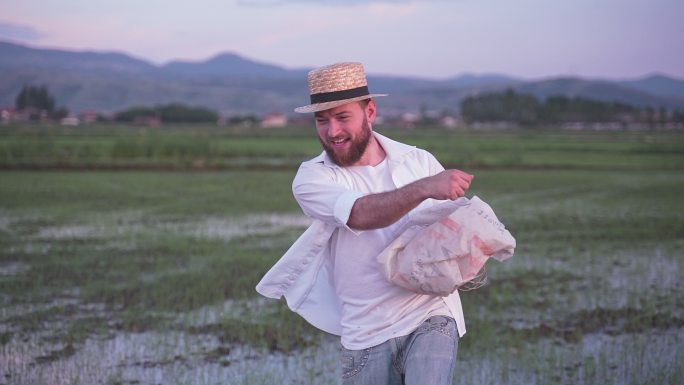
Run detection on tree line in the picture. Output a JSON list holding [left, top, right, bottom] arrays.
[[460, 89, 684, 126], [12, 85, 219, 123], [12, 84, 684, 127], [114, 104, 218, 123]]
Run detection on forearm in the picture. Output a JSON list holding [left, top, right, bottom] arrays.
[[346, 169, 473, 230], [347, 178, 430, 230]]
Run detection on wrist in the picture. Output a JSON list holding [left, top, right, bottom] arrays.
[[409, 177, 432, 202]]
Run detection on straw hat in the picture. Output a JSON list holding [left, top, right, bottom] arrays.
[[294, 62, 387, 113]]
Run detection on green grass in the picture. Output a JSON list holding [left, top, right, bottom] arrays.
[[391, 129, 684, 170], [0, 125, 683, 384], [2, 124, 683, 170]]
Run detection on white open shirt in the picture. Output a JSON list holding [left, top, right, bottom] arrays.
[[256, 132, 466, 338]]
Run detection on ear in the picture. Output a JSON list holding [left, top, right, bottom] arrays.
[[365, 99, 377, 123]]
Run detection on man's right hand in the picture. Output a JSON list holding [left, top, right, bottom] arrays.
[[424, 170, 474, 200]]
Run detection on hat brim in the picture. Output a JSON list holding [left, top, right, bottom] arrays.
[[294, 94, 388, 114]]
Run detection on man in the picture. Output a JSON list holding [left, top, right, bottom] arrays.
[[256, 62, 473, 385]]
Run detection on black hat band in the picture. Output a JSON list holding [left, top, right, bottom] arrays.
[[310, 86, 369, 104]]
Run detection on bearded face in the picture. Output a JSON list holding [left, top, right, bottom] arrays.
[[319, 115, 372, 167]]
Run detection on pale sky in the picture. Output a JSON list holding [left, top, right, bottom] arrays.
[[2, 0, 683, 80]]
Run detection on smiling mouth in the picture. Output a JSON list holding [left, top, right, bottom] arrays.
[[330, 138, 349, 146]]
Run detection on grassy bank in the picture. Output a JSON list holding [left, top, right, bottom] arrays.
[[1, 124, 683, 170]]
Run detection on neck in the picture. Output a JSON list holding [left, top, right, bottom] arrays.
[[352, 135, 386, 167]]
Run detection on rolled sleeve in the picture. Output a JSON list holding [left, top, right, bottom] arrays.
[[293, 160, 363, 232], [333, 190, 364, 228]]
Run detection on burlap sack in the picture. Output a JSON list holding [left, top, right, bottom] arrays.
[[377, 196, 515, 296]]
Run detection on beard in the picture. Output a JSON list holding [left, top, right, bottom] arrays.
[[319, 116, 372, 167]]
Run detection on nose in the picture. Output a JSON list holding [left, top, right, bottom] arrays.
[[327, 119, 343, 138]]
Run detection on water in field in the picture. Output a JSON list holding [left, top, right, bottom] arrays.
[[3, 309, 340, 385], [1, 169, 683, 384], [4, 313, 681, 385]]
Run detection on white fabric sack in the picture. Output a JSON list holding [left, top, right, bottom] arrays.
[[377, 196, 515, 296]]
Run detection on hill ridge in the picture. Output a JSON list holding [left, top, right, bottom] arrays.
[[1, 40, 683, 115]]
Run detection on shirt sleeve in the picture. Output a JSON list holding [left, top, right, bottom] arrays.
[[425, 150, 445, 176], [292, 161, 363, 231]]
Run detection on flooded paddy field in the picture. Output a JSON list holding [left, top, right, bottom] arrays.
[[1, 128, 683, 384]]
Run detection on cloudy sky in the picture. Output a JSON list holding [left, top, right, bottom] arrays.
[[2, 0, 683, 79]]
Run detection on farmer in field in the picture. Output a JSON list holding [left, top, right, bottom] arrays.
[[257, 62, 473, 385]]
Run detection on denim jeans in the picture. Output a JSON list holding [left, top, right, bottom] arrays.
[[340, 315, 458, 385]]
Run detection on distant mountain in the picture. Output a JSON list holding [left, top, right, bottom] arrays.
[[0, 41, 155, 75], [618, 74, 684, 100], [445, 73, 522, 88], [1, 40, 683, 115], [162, 52, 305, 77]]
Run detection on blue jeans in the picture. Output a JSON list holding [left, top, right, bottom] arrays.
[[340, 315, 458, 385]]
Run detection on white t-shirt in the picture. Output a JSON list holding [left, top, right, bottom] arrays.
[[331, 158, 451, 350]]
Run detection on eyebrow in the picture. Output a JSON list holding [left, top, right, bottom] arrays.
[[315, 109, 352, 119]]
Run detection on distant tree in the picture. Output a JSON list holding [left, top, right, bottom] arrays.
[[539, 95, 572, 122], [114, 104, 218, 123], [52, 107, 70, 120], [461, 90, 647, 127], [461, 89, 539, 125], [417, 103, 439, 127], [14, 85, 71, 121], [672, 109, 684, 123], [228, 115, 258, 126], [658, 106, 667, 126], [642, 107, 655, 126], [157, 104, 218, 123], [15, 85, 55, 114], [115, 106, 157, 122], [540, 96, 636, 123]]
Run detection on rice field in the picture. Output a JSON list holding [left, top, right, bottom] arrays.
[[0, 125, 683, 384]]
